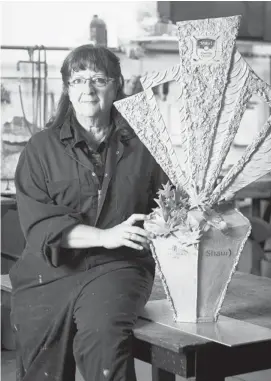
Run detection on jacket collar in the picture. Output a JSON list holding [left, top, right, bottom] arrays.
[[59, 112, 74, 142], [59, 107, 136, 148]]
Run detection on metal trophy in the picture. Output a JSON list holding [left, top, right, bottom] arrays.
[[114, 16, 271, 324]]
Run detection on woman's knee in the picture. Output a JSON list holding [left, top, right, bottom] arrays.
[[75, 314, 134, 347], [73, 320, 134, 370]]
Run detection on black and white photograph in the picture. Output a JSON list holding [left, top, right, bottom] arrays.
[[1, 1, 271, 381]]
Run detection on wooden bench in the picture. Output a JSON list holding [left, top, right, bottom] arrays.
[[133, 272, 271, 381], [1, 273, 16, 350], [233, 172, 271, 217], [2, 272, 271, 381], [1, 273, 12, 293]]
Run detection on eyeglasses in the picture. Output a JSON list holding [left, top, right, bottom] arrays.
[[68, 75, 115, 89]]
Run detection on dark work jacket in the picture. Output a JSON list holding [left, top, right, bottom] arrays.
[[9, 112, 167, 381], [10, 113, 167, 291]]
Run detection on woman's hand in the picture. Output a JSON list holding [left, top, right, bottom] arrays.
[[99, 214, 154, 250]]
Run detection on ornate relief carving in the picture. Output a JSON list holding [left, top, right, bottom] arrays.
[[114, 16, 271, 323]]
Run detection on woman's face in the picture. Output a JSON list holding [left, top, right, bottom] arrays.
[[68, 68, 117, 120]]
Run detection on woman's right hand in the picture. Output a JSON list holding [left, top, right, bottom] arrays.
[[99, 214, 154, 250]]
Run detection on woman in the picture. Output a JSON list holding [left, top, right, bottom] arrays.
[[10, 44, 167, 381]]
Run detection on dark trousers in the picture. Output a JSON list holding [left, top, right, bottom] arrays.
[[73, 266, 154, 381], [11, 259, 154, 381]]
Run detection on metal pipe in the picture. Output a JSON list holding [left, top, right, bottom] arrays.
[[1, 44, 119, 52], [31, 54, 35, 126], [1, 45, 72, 51], [36, 47, 41, 127], [1, 77, 58, 80], [42, 47, 48, 126], [242, 52, 271, 59], [17, 60, 46, 70], [270, 56, 271, 115]]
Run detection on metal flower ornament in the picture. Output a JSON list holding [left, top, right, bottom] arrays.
[[114, 16, 271, 323]]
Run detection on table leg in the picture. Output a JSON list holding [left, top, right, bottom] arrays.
[[252, 199, 261, 217], [152, 366, 175, 381]]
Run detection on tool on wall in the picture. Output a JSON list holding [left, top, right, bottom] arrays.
[[17, 45, 48, 134]]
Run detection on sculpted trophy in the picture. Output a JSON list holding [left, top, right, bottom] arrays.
[[114, 16, 271, 323]]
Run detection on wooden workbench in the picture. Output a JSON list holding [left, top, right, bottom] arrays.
[[235, 173, 271, 217], [133, 272, 271, 381]]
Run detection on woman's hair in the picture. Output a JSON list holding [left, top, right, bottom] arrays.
[[47, 44, 125, 128]]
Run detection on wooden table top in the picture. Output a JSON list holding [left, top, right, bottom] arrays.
[[134, 272, 271, 353], [1, 196, 17, 218], [1, 196, 16, 205], [235, 173, 271, 199]]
